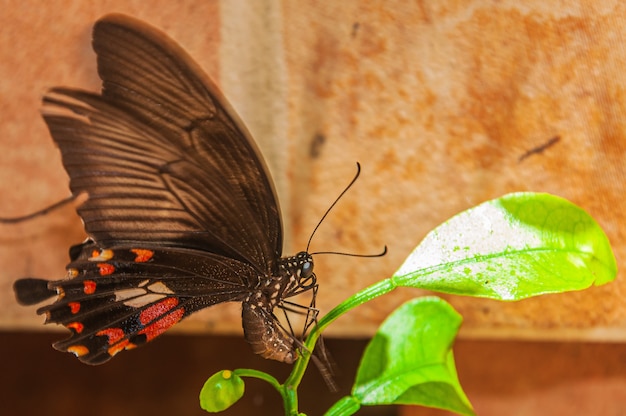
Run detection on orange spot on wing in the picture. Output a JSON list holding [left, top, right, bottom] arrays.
[[107, 340, 132, 358], [68, 302, 80, 314], [83, 280, 96, 294], [66, 322, 84, 333], [89, 249, 114, 261], [67, 268, 79, 278], [131, 249, 154, 263], [67, 345, 89, 357], [98, 263, 115, 276]]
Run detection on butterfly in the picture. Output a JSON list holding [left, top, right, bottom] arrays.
[[13, 14, 318, 365]]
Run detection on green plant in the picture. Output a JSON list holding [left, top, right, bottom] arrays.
[[199, 192, 617, 415]]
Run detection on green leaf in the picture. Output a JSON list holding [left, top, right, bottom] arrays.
[[393, 192, 617, 300], [351, 297, 474, 415], [324, 396, 361, 416], [199, 370, 245, 413]]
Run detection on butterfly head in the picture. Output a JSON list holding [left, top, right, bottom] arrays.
[[294, 251, 316, 290], [277, 251, 316, 294], [297, 252, 314, 277]]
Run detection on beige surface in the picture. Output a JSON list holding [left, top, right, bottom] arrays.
[[1, 1, 625, 341]]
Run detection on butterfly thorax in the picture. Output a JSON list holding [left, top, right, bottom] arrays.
[[241, 251, 315, 363]]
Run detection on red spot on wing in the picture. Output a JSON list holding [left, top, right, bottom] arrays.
[[138, 298, 184, 342], [83, 280, 96, 294], [68, 302, 80, 314], [96, 328, 137, 358], [98, 263, 115, 276], [66, 322, 84, 333], [139, 298, 179, 325], [96, 328, 125, 344], [131, 249, 154, 263], [139, 309, 185, 342]]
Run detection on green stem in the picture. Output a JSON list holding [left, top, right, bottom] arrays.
[[233, 368, 282, 392], [284, 277, 398, 391], [233, 369, 301, 415], [282, 384, 300, 416], [317, 277, 398, 332]]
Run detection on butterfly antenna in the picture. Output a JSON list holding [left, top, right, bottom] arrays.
[[306, 162, 361, 252], [0, 194, 78, 224], [311, 245, 387, 258]]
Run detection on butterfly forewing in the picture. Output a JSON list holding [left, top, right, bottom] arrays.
[[93, 15, 282, 267], [44, 90, 270, 267], [50, 14, 281, 270]]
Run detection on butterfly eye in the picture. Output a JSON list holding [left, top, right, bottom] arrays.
[[300, 261, 314, 279]]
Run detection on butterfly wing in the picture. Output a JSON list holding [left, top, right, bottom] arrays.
[[16, 14, 292, 363], [43, 14, 282, 272], [25, 241, 257, 364]]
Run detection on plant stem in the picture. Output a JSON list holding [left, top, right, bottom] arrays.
[[233, 368, 282, 391], [283, 277, 398, 391], [232, 369, 302, 415]]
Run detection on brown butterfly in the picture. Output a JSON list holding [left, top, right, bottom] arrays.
[[13, 14, 318, 365]]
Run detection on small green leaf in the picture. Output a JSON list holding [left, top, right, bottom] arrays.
[[351, 297, 474, 415], [199, 370, 245, 413], [394, 193, 617, 300]]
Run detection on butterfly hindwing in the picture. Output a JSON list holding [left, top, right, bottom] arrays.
[[30, 242, 257, 364]]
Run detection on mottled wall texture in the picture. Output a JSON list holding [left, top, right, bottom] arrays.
[[1, 1, 626, 415]]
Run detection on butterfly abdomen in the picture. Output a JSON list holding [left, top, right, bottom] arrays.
[[242, 295, 296, 364]]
